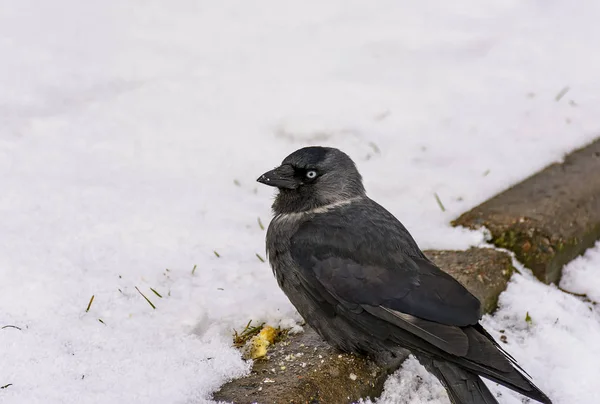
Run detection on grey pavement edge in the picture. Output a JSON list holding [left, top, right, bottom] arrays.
[[453, 137, 600, 284]]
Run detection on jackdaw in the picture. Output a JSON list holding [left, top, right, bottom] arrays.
[[257, 146, 551, 404]]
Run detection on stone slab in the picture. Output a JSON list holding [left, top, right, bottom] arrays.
[[453, 138, 600, 284], [213, 247, 513, 404]]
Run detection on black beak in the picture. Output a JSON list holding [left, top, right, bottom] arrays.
[[256, 165, 298, 189]]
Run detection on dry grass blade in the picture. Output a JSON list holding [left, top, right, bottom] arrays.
[[85, 295, 95, 312], [273, 326, 290, 344], [233, 320, 265, 347], [434, 193, 446, 212], [191, 264, 197, 275], [1, 325, 22, 331], [368, 141, 381, 154], [257, 217, 265, 230], [213, 250, 221, 258], [256, 253, 265, 263], [135, 286, 156, 309], [555, 86, 570, 102], [149, 287, 163, 298], [1, 384, 13, 389], [232, 320, 290, 348]]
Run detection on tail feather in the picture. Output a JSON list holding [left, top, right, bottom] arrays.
[[472, 324, 530, 377], [422, 358, 498, 404], [463, 324, 552, 404], [470, 366, 552, 404], [417, 353, 552, 404]]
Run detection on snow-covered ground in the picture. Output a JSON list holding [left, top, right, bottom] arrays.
[[1, 1, 600, 403]]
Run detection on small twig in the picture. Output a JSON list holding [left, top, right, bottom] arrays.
[[0, 384, 12, 389], [256, 253, 265, 263], [213, 250, 221, 258], [1, 325, 22, 331], [557, 286, 587, 298], [434, 193, 446, 212], [149, 287, 163, 298], [557, 286, 598, 305], [191, 264, 197, 275], [135, 286, 156, 309], [98, 319, 105, 325], [85, 295, 95, 313]]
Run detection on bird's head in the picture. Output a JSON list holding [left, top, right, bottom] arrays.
[[257, 146, 365, 214]]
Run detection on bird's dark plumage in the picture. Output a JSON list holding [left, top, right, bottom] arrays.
[[258, 146, 552, 404]]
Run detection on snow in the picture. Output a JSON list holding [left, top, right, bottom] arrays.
[[560, 242, 600, 303], [1, 1, 600, 403]]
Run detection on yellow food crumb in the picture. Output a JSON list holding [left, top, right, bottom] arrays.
[[259, 326, 277, 344], [243, 325, 278, 359]]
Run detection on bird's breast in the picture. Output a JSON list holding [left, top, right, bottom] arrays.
[[266, 215, 302, 289]]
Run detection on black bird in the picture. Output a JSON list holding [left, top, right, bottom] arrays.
[[257, 146, 551, 404]]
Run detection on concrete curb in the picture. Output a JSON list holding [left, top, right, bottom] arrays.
[[213, 248, 514, 404], [453, 138, 600, 284]]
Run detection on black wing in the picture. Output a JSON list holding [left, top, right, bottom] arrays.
[[290, 202, 481, 327], [287, 202, 551, 403]]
